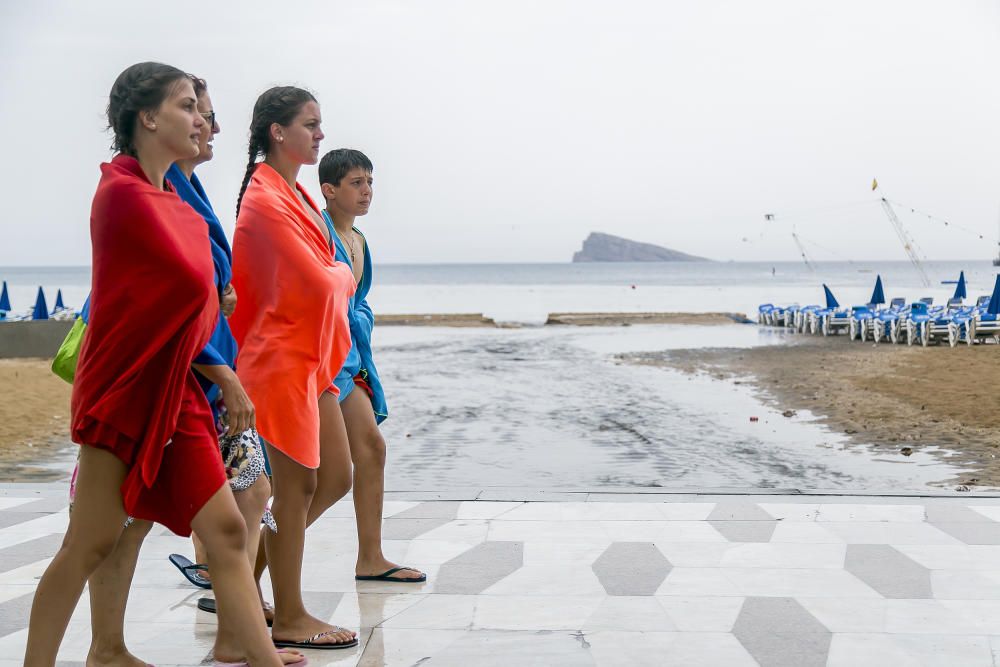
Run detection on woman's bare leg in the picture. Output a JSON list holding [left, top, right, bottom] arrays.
[[214, 474, 272, 649], [85, 519, 154, 667], [191, 484, 281, 666], [341, 389, 423, 580], [266, 392, 355, 646], [24, 446, 129, 666]]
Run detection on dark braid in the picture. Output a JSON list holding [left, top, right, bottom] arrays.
[[106, 62, 189, 157], [236, 86, 317, 218]]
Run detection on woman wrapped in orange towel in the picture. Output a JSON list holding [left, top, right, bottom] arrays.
[[229, 87, 358, 650]]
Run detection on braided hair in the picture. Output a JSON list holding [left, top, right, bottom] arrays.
[[236, 86, 317, 218], [106, 62, 190, 157]]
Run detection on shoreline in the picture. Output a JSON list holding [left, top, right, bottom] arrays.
[[374, 312, 748, 327], [621, 334, 1000, 489]]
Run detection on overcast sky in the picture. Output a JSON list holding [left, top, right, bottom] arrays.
[[1, 0, 998, 265]]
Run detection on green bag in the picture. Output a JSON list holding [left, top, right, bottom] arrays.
[[51, 316, 87, 384]]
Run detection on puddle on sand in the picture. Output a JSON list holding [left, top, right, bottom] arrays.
[[377, 325, 965, 492]]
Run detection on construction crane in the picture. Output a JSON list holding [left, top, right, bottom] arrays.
[[879, 197, 931, 287], [790, 229, 815, 272]]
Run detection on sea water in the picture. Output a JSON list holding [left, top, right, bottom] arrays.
[[1, 260, 995, 324], [1, 261, 986, 491]]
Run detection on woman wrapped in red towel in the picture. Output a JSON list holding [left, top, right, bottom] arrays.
[[24, 62, 284, 667]]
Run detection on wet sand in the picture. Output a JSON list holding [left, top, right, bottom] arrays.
[[623, 334, 1000, 488], [0, 359, 75, 481]]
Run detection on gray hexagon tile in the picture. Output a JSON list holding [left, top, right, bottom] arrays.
[[733, 597, 832, 666], [844, 544, 932, 599], [434, 541, 524, 594], [591, 542, 671, 596]]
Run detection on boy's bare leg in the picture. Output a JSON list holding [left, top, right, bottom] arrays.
[[191, 485, 282, 666], [266, 392, 355, 646], [86, 519, 154, 667], [340, 389, 423, 580], [25, 446, 129, 666]]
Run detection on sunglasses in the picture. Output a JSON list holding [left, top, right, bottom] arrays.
[[200, 111, 217, 127]]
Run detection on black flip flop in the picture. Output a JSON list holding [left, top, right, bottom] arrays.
[[355, 566, 427, 583], [197, 596, 274, 627], [168, 553, 212, 589], [273, 629, 359, 650]]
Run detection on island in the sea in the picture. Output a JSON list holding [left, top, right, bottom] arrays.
[[572, 232, 710, 262]]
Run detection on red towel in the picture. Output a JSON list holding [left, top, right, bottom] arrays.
[[71, 155, 223, 534], [229, 163, 355, 468]]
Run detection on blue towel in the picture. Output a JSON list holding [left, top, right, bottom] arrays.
[[322, 210, 388, 423], [166, 164, 238, 405]]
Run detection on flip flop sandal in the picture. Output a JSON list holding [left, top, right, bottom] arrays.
[[197, 596, 274, 627], [273, 628, 359, 650], [355, 566, 427, 583], [168, 553, 211, 589]]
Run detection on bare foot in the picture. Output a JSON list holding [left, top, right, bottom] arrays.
[[86, 645, 149, 667], [213, 649, 306, 665], [271, 612, 357, 647], [357, 557, 425, 581]]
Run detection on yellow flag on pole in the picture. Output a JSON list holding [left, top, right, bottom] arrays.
[[871, 178, 879, 191]]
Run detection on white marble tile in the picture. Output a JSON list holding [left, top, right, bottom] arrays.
[[656, 521, 728, 543], [940, 601, 1000, 635], [377, 594, 474, 629], [588, 631, 757, 667], [883, 599, 987, 635], [656, 568, 743, 597], [415, 519, 489, 543], [0, 585, 34, 611], [968, 506, 1000, 522], [656, 596, 745, 632], [523, 540, 608, 565], [582, 596, 677, 632], [769, 522, 844, 543], [0, 497, 39, 511], [332, 592, 429, 630], [817, 504, 926, 523], [481, 563, 606, 596], [472, 595, 604, 630], [821, 522, 961, 545], [722, 568, 882, 598], [357, 628, 465, 667], [892, 544, 981, 570], [827, 633, 991, 667], [456, 501, 523, 519], [757, 502, 821, 521], [394, 538, 481, 566], [0, 557, 52, 586], [600, 520, 670, 542], [932, 571, 1000, 599], [654, 542, 734, 567], [718, 542, 846, 569], [486, 520, 610, 543], [499, 501, 664, 522], [798, 598, 887, 633]]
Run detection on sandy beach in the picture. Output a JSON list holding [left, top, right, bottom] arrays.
[[623, 333, 1000, 488], [0, 358, 74, 480]]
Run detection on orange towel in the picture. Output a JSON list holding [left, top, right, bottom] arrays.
[[229, 163, 355, 468]]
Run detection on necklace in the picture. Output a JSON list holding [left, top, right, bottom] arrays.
[[335, 228, 357, 264]]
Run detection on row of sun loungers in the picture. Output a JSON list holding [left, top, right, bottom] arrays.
[[758, 273, 1000, 348]]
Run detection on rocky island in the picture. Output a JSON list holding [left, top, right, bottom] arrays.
[[572, 232, 710, 262]]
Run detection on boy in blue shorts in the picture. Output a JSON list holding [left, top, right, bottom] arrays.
[[319, 149, 425, 582]]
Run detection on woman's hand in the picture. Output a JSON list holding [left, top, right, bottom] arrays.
[[218, 373, 254, 437], [221, 283, 237, 318]]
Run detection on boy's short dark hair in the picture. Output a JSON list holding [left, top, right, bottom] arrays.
[[319, 149, 374, 187]]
